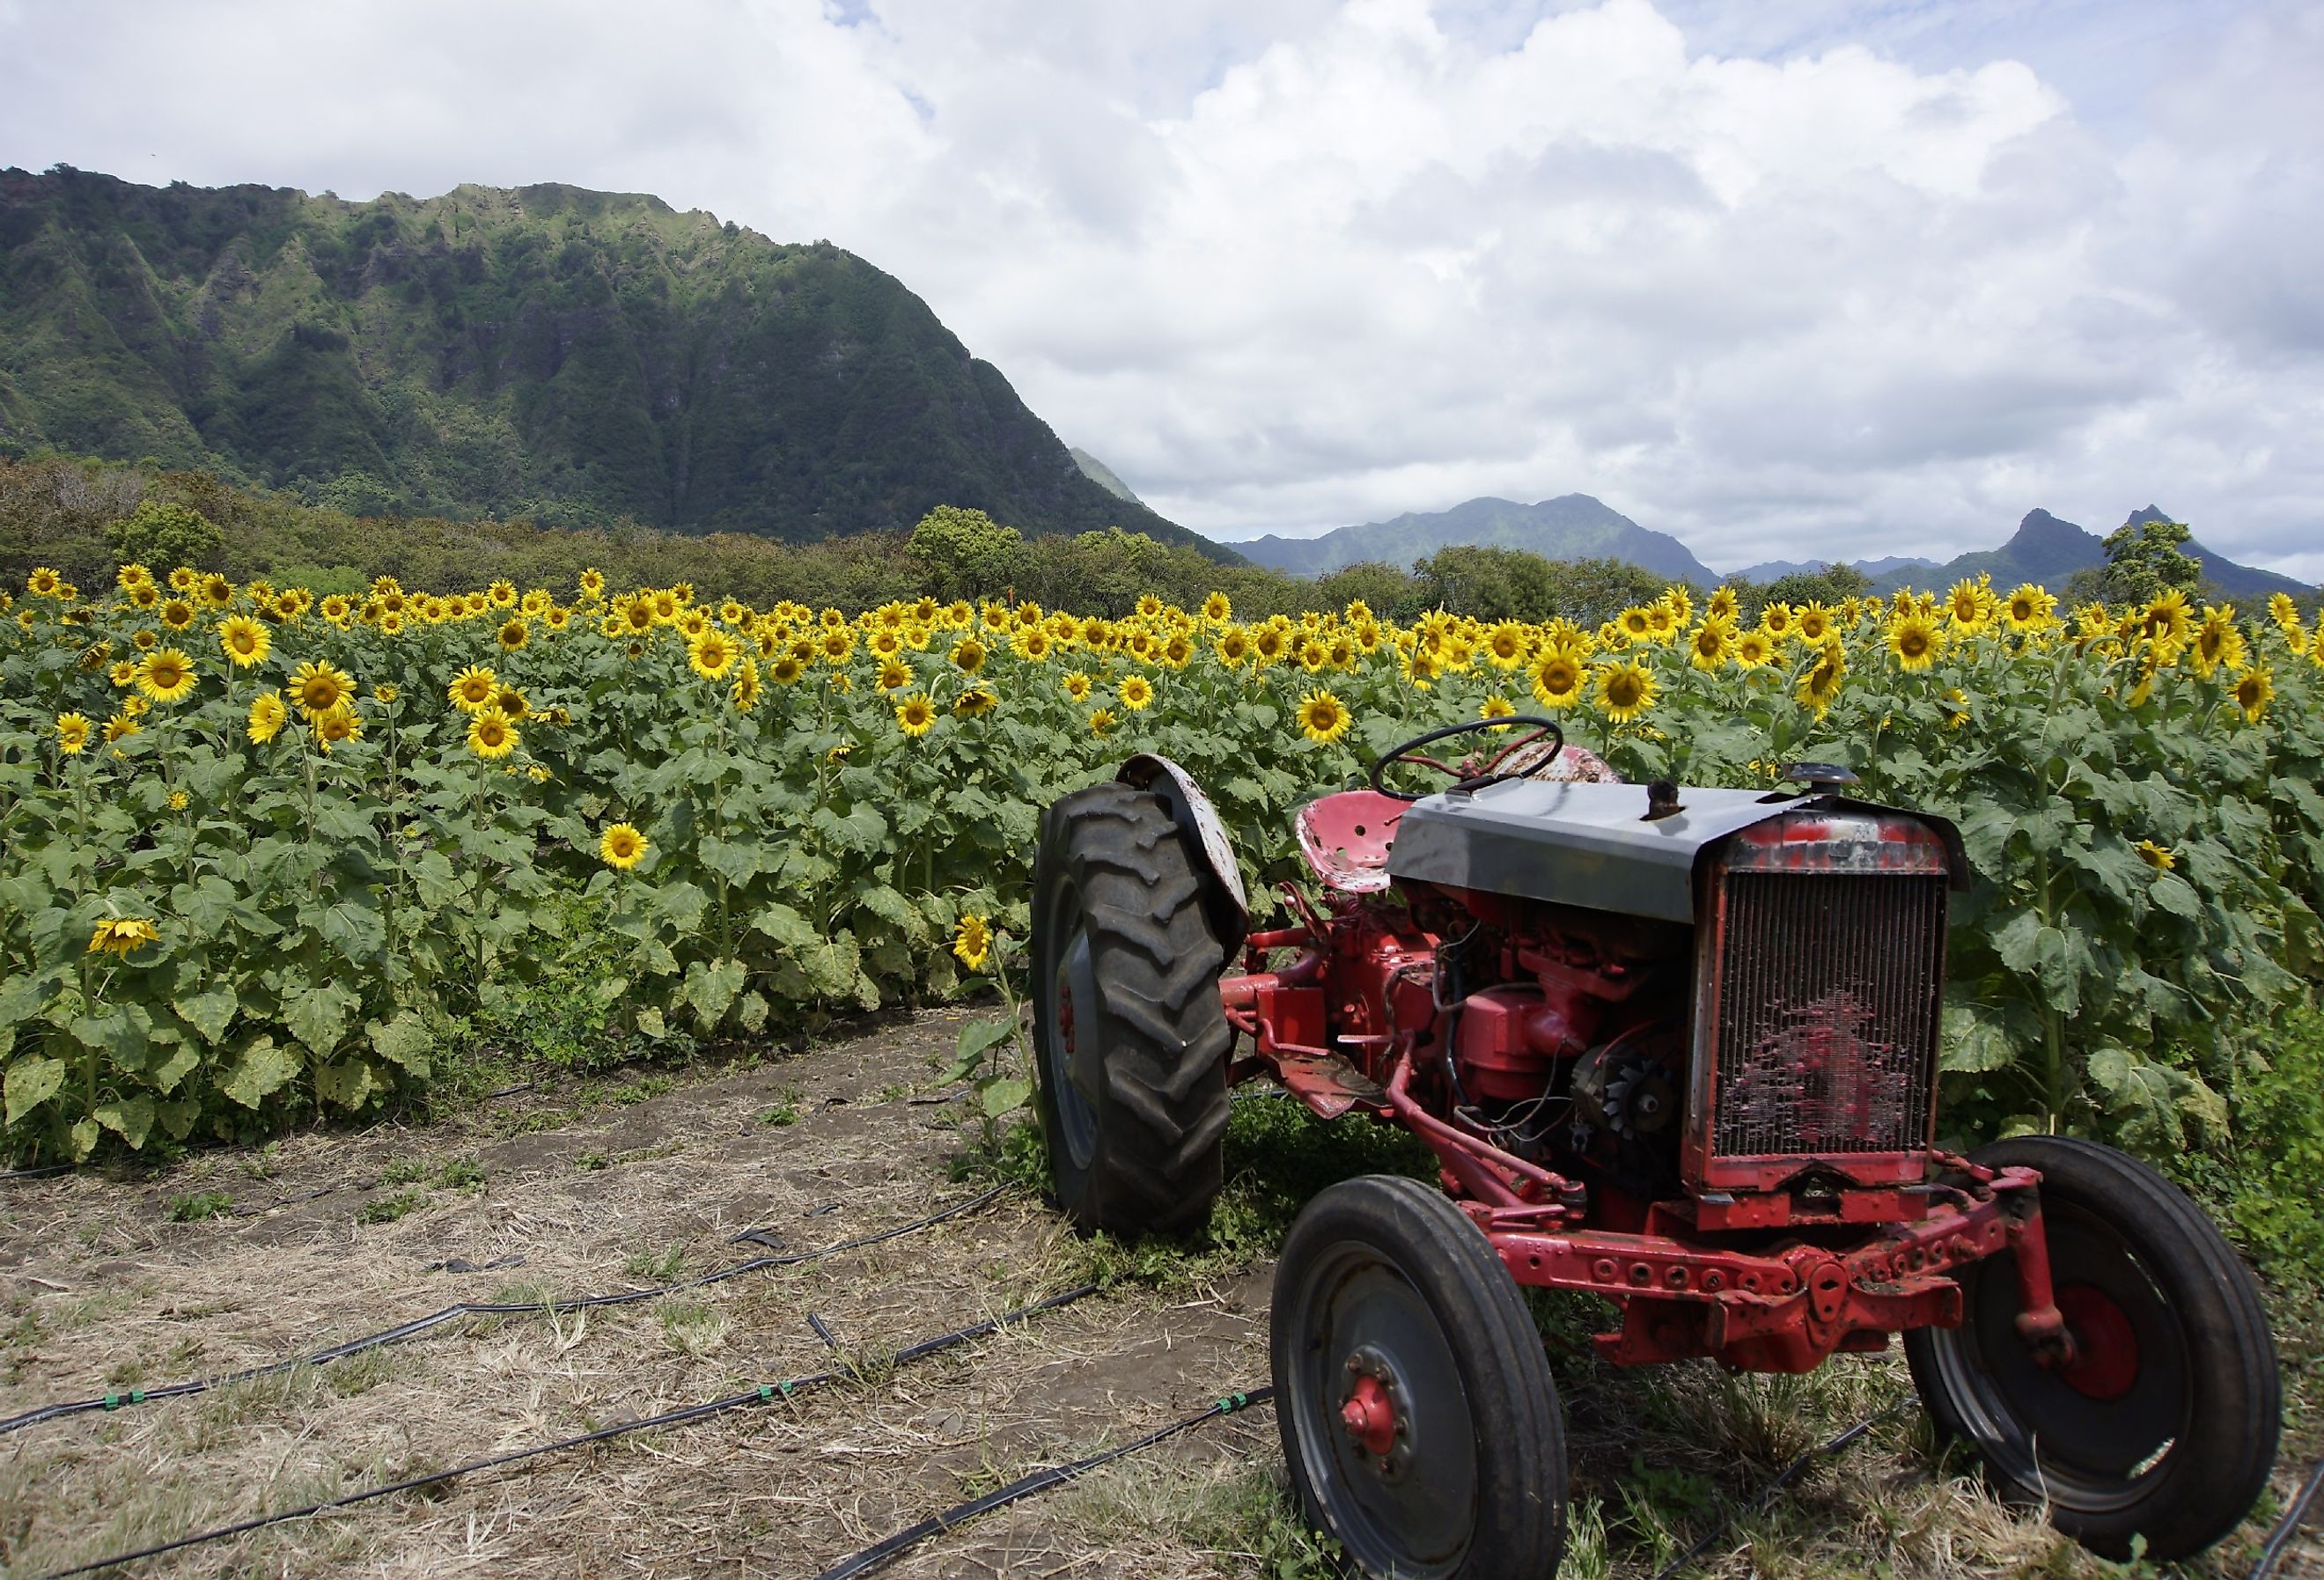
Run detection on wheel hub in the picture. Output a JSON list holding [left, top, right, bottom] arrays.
[[1339, 1345, 1415, 1476], [2053, 1282, 2140, 1401]]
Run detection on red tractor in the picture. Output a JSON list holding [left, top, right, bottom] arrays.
[[1029, 721, 2281, 1578]]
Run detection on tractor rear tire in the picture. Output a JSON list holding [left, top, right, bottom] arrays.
[[1030, 781, 1232, 1238], [1903, 1135, 2279, 1560], [1273, 1175, 1569, 1579]]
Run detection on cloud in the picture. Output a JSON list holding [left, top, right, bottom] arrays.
[[0, 0, 2316, 578]]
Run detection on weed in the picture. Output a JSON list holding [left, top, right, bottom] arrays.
[[104, 1356, 144, 1388], [757, 1092, 801, 1128], [437, 1156, 484, 1191], [574, 1151, 612, 1172], [166, 1189, 232, 1223], [326, 1347, 402, 1398], [657, 1297, 725, 1356], [357, 1189, 426, 1224], [377, 1155, 430, 1187], [625, 1245, 688, 1283]]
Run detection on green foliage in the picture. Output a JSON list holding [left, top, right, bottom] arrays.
[[2168, 1004, 2324, 1283], [2100, 516, 2203, 604], [0, 167, 1215, 554], [104, 501, 220, 572], [908, 506, 1026, 599], [357, 1189, 425, 1224], [165, 1188, 232, 1222]]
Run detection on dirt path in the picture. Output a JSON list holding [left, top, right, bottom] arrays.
[[3, 1011, 2314, 1578], [0, 1012, 1277, 1579]]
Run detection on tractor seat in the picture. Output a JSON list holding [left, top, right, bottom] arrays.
[[1296, 790, 1408, 893]]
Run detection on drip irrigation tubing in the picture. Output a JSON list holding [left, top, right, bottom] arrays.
[[2246, 1456, 2324, 1580], [0, 1183, 1009, 1437], [1650, 1398, 1909, 1580], [0, 1164, 74, 1183], [30, 1282, 1099, 1580], [814, 1385, 1277, 1580]]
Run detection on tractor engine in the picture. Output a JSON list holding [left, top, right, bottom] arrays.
[[1386, 779, 1962, 1218]]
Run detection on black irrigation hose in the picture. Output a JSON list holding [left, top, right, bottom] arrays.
[[33, 1282, 1100, 1580], [2246, 1456, 2324, 1580], [814, 1385, 1278, 1580], [0, 1164, 75, 1183], [1650, 1398, 1909, 1580], [0, 1183, 1008, 1437]]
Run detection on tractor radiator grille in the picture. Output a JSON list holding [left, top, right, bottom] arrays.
[[1710, 872, 1946, 1157]]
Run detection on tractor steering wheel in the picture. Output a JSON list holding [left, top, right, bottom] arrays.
[[1368, 716, 1567, 802]]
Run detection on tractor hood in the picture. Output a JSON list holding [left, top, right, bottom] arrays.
[[1384, 779, 1966, 924]]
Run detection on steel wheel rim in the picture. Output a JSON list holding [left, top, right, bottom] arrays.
[[1286, 1238, 1479, 1577], [1040, 880, 1099, 1171], [1930, 1201, 2189, 1512]]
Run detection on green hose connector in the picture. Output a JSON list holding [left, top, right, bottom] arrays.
[[100, 1390, 146, 1411]]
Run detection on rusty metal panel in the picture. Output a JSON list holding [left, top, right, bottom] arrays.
[[1709, 871, 1946, 1160]]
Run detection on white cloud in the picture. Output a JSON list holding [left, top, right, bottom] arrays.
[[0, 0, 2317, 578]]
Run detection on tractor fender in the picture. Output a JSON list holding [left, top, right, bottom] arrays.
[[1116, 753, 1249, 956]]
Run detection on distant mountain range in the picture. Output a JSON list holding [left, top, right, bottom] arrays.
[[1231, 493, 2309, 598], [0, 167, 1227, 555], [1236, 494, 1719, 583], [1069, 447, 1143, 505], [1736, 507, 2310, 599]]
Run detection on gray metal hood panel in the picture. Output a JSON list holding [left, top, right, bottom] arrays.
[[1385, 781, 1808, 923]]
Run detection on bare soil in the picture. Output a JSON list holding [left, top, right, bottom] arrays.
[[1, 1010, 2316, 1578]]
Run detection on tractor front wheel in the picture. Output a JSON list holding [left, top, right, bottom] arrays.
[[1273, 1175, 1569, 1579], [1904, 1135, 2279, 1560], [1029, 781, 1232, 1238]]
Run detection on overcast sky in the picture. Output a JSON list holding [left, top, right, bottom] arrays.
[[4, 0, 2317, 577]]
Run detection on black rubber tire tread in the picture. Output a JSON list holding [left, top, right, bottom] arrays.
[[1031, 781, 1232, 1237], [1903, 1134, 2280, 1561], [1272, 1174, 1568, 1579]]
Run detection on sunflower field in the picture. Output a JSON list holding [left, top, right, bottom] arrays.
[[2, 562, 2320, 1166]]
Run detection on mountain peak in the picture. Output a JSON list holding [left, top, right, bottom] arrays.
[[1236, 493, 1715, 582]]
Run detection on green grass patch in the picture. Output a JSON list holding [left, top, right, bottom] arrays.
[[165, 1189, 233, 1223]]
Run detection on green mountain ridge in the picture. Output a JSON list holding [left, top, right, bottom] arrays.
[[1236, 494, 1719, 583], [0, 166, 1229, 557]]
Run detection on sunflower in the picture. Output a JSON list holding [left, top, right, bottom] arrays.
[[1529, 646, 1585, 709], [878, 658, 912, 692], [2004, 583, 2058, 635], [1202, 592, 1232, 623], [129, 582, 160, 609], [680, 609, 711, 638], [108, 659, 137, 687], [952, 912, 994, 973], [2232, 665, 2274, 724], [168, 789, 190, 812], [1478, 694, 1516, 730], [448, 665, 499, 712], [492, 684, 529, 721], [1758, 602, 1795, 639], [1022, 628, 1057, 662], [1798, 641, 1847, 717], [2136, 839, 2176, 871], [115, 562, 152, 591], [1617, 606, 1655, 643], [818, 627, 853, 662], [955, 686, 997, 718], [1063, 671, 1093, 702], [728, 658, 761, 712], [1939, 687, 1971, 729], [1687, 617, 1735, 672], [769, 655, 805, 686], [950, 636, 988, 676], [578, 568, 606, 599], [2137, 588, 2192, 654], [283, 659, 350, 722], [1118, 674, 1155, 710], [136, 646, 198, 703], [1945, 577, 1996, 633], [1594, 661, 1656, 723], [895, 693, 937, 737], [1732, 630, 1774, 670], [104, 713, 142, 744], [495, 616, 529, 651], [2190, 607, 2246, 680], [1886, 613, 1942, 672], [599, 822, 649, 871], [199, 573, 235, 610], [1215, 628, 1252, 667], [1295, 688, 1351, 745], [1253, 625, 1289, 663], [688, 628, 739, 680], [317, 708, 364, 751], [487, 579, 517, 607], [467, 709, 518, 760], [26, 566, 62, 597], [1483, 621, 1531, 671], [1088, 707, 1119, 735], [55, 711, 92, 754], [217, 614, 270, 667], [159, 598, 196, 632], [86, 917, 161, 958], [1793, 603, 1834, 644], [131, 628, 156, 651], [247, 691, 288, 744]]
